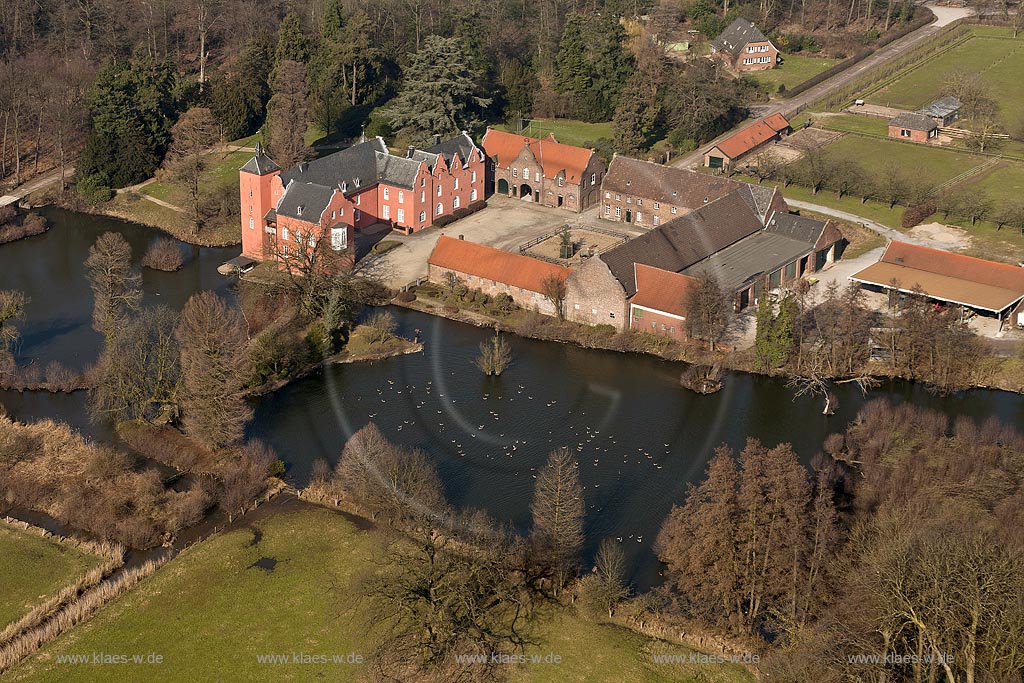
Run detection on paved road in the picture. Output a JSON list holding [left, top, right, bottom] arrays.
[[0, 166, 75, 208], [672, 2, 974, 169]]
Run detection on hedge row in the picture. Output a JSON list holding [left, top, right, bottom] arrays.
[[432, 199, 488, 228], [783, 9, 935, 99]]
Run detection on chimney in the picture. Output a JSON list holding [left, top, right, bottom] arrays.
[[407, 146, 414, 158]]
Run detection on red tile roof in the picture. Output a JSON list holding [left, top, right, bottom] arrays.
[[850, 241, 1024, 313], [481, 128, 596, 183], [711, 115, 790, 160], [630, 264, 698, 318], [428, 236, 570, 294]]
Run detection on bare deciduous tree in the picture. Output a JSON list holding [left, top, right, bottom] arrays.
[[165, 106, 220, 233], [84, 232, 142, 342], [176, 291, 252, 450]]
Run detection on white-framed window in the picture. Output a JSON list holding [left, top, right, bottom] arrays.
[[604, 205, 610, 216], [397, 208, 405, 222], [436, 202, 443, 215], [283, 244, 289, 256], [615, 193, 621, 201], [901, 129, 911, 137], [420, 190, 425, 202], [331, 210, 336, 220], [605, 191, 610, 199], [472, 170, 477, 183], [295, 229, 302, 243], [470, 188, 477, 201], [382, 205, 390, 220], [331, 226, 347, 251], [354, 209, 361, 222], [398, 191, 404, 203], [653, 215, 660, 226], [558, 177, 564, 187], [671, 207, 678, 214], [383, 187, 390, 200], [453, 196, 460, 209], [653, 201, 660, 209], [249, 217, 254, 230], [513, 168, 518, 178], [454, 177, 459, 190], [282, 227, 289, 241], [636, 212, 642, 223], [637, 198, 643, 206], [626, 197, 632, 204], [615, 207, 621, 218], [592, 173, 597, 185], [523, 167, 529, 178], [437, 184, 442, 196], [419, 211, 426, 222], [535, 171, 540, 182]]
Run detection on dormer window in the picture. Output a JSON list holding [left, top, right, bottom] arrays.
[[626, 179, 631, 186], [354, 177, 361, 187], [296, 205, 303, 217]]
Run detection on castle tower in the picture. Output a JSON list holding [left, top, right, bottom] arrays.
[[239, 142, 281, 260]]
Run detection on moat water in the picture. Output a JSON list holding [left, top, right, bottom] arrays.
[[3, 208, 1023, 589]]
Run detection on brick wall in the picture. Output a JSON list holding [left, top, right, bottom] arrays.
[[600, 188, 684, 228], [428, 264, 557, 316], [629, 305, 688, 342], [565, 259, 628, 330]]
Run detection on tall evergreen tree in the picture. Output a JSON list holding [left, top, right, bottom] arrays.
[[210, 35, 273, 141], [274, 12, 313, 67], [384, 35, 490, 147], [265, 60, 313, 169], [554, 14, 591, 108]]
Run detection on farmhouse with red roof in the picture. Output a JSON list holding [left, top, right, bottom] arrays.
[[481, 128, 606, 212], [704, 114, 791, 171]]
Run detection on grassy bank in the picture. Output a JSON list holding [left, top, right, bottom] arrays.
[[7, 505, 752, 683], [0, 525, 103, 630], [494, 118, 613, 147]]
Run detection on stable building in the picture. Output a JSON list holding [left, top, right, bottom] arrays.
[[427, 236, 570, 316], [704, 114, 790, 171], [710, 18, 779, 72], [481, 128, 605, 212], [599, 156, 786, 228], [888, 113, 938, 143], [918, 95, 962, 127], [849, 241, 1024, 327]]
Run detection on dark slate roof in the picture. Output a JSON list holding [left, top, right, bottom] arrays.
[[764, 211, 827, 246], [682, 231, 812, 293], [375, 152, 422, 190], [711, 18, 771, 57], [425, 131, 480, 169], [599, 189, 765, 296], [737, 184, 778, 223], [918, 95, 961, 119], [279, 137, 389, 195], [240, 144, 281, 175], [889, 112, 937, 131], [276, 181, 335, 221]]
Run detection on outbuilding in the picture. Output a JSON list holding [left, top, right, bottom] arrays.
[[888, 113, 938, 143]]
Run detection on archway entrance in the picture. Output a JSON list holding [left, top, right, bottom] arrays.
[[497, 178, 509, 195], [519, 184, 533, 201]]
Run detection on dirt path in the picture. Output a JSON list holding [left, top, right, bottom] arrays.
[[0, 166, 75, 208]]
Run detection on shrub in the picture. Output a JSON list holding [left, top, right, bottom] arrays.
[[395, 290, 416, 303], [77, 173, 113, 204], [902, 202, 936, 229], [493, 293, 515, 315], [0, 205, 15, 226], [453, 284, 469, 300], [141, 237, 185, 271], [433, 214, 455, 228], [467, 200, 487, 212], [452, 207, 471, 219], [268, 459, 287, 478], [777, 83, 786, 95]]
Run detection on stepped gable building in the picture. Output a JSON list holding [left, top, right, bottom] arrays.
[[480, 128, 605, 212], [710, 18, 779, 72], [239, 134, 484, 265], [600, 155, 785, 228]]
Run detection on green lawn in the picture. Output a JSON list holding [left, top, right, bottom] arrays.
[[9, 506, 752, 683], [866, 28, 1024, 129], [495, 118, 613, 146], [824, 134, 985, 186], [958, 161, 1024, 204], [141, 149, 252, 207], [748, 53, 838, 92], [818, 113, 890, 137], [0, 524, 103, 631]]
